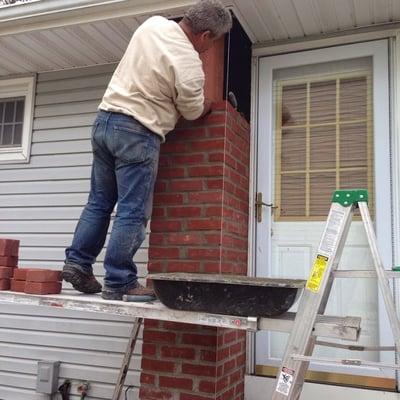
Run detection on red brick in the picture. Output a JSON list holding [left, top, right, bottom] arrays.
[[13, 268, 29, 280], [163, 321, 200, 331], [180, 394, 211, 400], [200, 350, 216, 362], [0, 279, 10, 290], [170, 154, 205, 164], [165, 261, 200, 273], [187, 248, 220, 260], [188, 192, 222, 204], [0, 256, 18, 267], [144, 330, 177, 344], [0, 239, 19, 256], [157, 168, 185, 179], [187, 219, 221, 231], [149, 247, 180, 259], [151, 220, 182, 232], [189, 139, 224, 152], [141, 358, 175, 373], [142, 343, 157, 357], [168, 207, 202, 218], [182, 363, 216, 377], [153, 193, 184, 205], [170, 180, 203, 192], [199, 380, 215, 393], [188, 166, 223, 177], [182, 333, 217, 347], [167, 233, 203, 246], [0, 267, 15, 279], [10, 279, 25, 292], [139, 387, 173, 400], [159, 376, 193, 390], [24, 281, 61, 295], [26, 269, 61, 283], [161, 346, 196, 360], [141, 373, 156, 385]]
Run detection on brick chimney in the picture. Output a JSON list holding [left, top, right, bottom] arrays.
[[140, 36, 250, 400]]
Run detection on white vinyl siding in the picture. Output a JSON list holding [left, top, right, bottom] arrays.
[[0, 64, 145, 400]]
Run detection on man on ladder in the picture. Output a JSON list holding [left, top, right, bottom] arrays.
[[61, 0, 232, 301]]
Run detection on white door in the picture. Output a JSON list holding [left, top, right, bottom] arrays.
[[255, 40, 394, 388]]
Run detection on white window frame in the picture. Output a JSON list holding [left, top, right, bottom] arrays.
[[0, 76, 35, 163]]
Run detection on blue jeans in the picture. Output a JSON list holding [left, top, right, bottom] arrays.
[[65, 110, 160, 290]]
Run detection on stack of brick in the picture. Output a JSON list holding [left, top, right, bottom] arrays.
[[11, 268, 62, 294], [0, 238, 62, 295], [0, 238, 19, 290], [11, 268, 29, 292], [24, 270, 62, 295]]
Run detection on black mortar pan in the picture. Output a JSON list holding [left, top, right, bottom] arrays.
[[148, 273, 306, 317]]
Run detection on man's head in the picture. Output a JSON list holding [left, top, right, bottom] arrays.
[[180, 0, 232, 53]]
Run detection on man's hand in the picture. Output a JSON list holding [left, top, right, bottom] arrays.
[[200, 98, 213, 117]]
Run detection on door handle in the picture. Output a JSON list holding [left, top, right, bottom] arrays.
[[255, 192, 278, 223]]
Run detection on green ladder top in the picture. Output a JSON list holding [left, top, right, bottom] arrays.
[[331, 189, 369, 206]]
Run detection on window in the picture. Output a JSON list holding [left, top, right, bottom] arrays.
[[275, 71, 373, 220], [0, 77, 35, 163]]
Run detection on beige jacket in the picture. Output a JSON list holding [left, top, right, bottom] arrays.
[[99, 16, 205, 140]]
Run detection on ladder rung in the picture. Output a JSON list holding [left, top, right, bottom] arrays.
[[333, 270, 400, 279], [291, 354, 400, 370], [259, 313, 361, 341], [315, 340, 395, 352]]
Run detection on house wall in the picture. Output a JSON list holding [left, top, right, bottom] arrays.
[[0, 64, 145, 400]]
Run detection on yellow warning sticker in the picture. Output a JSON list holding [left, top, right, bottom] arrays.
[[306, 255, 329, 293]]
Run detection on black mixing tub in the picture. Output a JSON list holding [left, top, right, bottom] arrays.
[[149, 273, 306, 317]]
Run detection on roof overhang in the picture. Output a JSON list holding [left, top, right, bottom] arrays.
[[0, 0, 201, 37]]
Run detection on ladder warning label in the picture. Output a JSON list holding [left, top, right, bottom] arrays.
[[276, 366, 295, 396], [306, 254, 329, 293], [319, 209, 345, 256]]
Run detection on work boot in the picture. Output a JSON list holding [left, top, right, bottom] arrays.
[[62, 263, 102, 294], [102, 281, 156, 301]]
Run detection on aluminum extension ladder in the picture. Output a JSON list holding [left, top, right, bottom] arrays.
[[272, 189, 400, 399]]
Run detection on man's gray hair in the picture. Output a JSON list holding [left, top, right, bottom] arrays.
[[183, 0, 232, 37]]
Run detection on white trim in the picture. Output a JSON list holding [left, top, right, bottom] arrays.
[[246, 54, 259, 375], [0, 76, 35, 164], [253, 26, 400, 57], [390, 33, 400, 388]]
